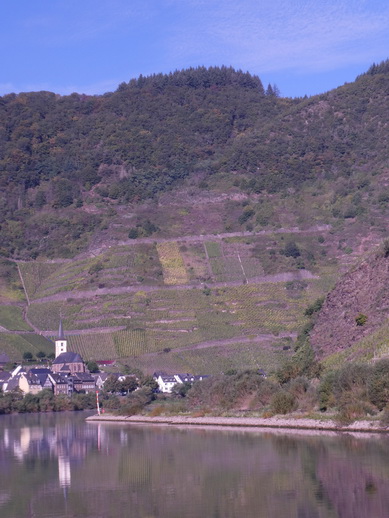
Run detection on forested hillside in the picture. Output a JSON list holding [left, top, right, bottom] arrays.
[[2, 63, 389, 259]]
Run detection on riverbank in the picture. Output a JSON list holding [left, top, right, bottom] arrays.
[[86, 413, 389, 433]]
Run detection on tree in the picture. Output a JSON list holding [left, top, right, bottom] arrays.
[[141, 375, 158, 391], [118, 376, 138, 394], [23, 351, 34, 362], [103, 374, 119, 393], [172, 381, 192, 397], [52, 178, 74, 208], [283, 241, 301, 258], [86, 361, 99, 373], [368, 359, 389, 410]]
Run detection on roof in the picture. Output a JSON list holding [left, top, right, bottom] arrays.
[[53, 351, 84, 364], [49, 373, 68, 384], [58, 319, 65, 340], [159, 375, 177, 383], [6, 377, 21, 391], [0, 353, 10, 364], [0, 372, 11, 382], [92, 373, 109, 382], [29, 369, 51, 385], [30, 368, 51, 374], [25, 372, 42, 386], [71, 372, 95, 383]]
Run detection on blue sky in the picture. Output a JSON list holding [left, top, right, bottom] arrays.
[[2, 0, 389, 98]]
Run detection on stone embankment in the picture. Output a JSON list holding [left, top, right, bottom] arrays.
[[86, 414, 389, 434]]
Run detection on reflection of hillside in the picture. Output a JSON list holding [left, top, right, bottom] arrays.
[[316, 438, 389, 518], [31, 427, 337, 518], [2, 414, 389, 518]]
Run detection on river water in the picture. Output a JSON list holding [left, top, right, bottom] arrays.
[[1, 412, 389, 518]]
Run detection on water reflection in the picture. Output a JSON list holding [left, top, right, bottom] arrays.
[[1, 413, 389, 518]]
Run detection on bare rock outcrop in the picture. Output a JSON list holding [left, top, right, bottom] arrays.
[[310, 249, 389, 359]]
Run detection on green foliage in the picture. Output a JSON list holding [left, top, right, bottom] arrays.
[[103, 374, 139, 395], [270, 391, 297, 415], [238, 207, 255, 225], [128, 220, 159, 239], [355, 313, 368, 326], [283, 241, 301, 258], [172, 381, 193, 397], [0, 388, 105, 414], [188, 370, 269, 410], [367, 359, 389, 411], [88, 261, 104, 276], [2, 63, 389, 258], [86, 360, 99, 373], [304, 297, 325, 316], [0, 306, 32, 331]]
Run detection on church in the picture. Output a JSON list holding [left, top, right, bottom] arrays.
[[51, 321, 86, 375]]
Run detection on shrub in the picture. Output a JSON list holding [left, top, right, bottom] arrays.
[[270, 391, 297, 415], [381, 239, 389, 258], [355, 313, 368, 326], [304, 297, 325, 316], [250, 380, 279, 409], [380, 404, 389, 426], [283, 241, 301, 258], [318, 371, 336, 411], [367, 359, 389, 411]]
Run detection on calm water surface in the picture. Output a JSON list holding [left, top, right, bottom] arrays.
[[1, 412, 389, 518]]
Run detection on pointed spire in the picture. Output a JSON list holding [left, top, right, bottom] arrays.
[[58, 319, 65, 340]]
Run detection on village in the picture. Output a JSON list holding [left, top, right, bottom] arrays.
[[0, 321, 208, 397]]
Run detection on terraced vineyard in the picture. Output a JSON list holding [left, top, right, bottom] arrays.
[[2, 228, 341, 373], [120, 340, 292, 376], [21, 273, 331, 371], [0, 306, 32, 331], [0, 333, 54, 361], [157, 242, 189, 285]]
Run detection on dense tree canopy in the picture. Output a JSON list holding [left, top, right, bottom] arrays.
[[2, 63, 389, 258]]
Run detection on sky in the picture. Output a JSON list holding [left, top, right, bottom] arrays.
[[2, 0, 389, 99]]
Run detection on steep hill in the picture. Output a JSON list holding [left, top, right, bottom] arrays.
[[311, 242, 389, 362]]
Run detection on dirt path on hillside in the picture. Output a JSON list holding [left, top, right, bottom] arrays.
[[31, 269, 318, 304], [96, 224, 331, 254], [25, 224, 330, 262]]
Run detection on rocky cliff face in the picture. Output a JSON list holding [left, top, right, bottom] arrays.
[[310, 248, 389, 359]]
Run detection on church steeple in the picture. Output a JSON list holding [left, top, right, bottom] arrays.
[[58, 319, 65, 340], [55, 319, 67, 358]]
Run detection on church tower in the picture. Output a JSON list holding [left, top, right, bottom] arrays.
[[55, 320, 67, 358]]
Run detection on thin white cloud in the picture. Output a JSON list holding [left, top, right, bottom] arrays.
[[165, 0, 389, 74], [18, 0, 155, 46]]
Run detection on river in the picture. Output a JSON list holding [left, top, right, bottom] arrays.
[[1, 412, 389, 518]]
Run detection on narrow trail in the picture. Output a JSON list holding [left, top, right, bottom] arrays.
[[21, 224, 331, 262], [31, 269, 318, 304], [17, 263, 30, 305]]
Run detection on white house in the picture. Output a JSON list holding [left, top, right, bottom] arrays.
[[153, 372, 208, 393]]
